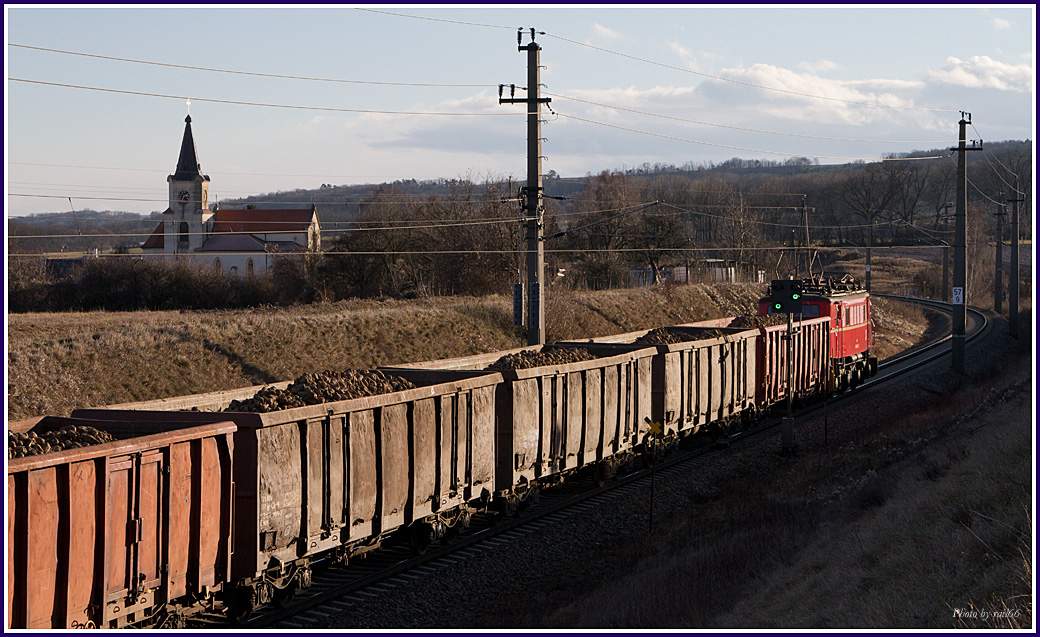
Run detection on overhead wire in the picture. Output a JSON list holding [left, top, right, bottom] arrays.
[[554, 111, 947, 163], [7, 244, 954, 259], [351, 7, 960, 114], [542, 30, 960, 113], [9, 78, 528, 117], [545, 91, 955, 145], [8, 216, 525, 241], [10, 41, 958, 148], [8, 43, 495, 88], [8, 161, 450, 181]]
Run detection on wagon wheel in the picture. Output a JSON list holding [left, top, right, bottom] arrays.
[[408, 522, 434, 555], [518, 487, 540, 514], [155, 610, 185, 629], [228, 586, 256, 625], [273, 578, 299, 609]]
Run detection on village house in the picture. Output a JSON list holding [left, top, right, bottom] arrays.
[[141, 115, 321, 274]]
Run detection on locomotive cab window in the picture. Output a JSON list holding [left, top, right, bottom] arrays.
[[800, 303, 820, 318]]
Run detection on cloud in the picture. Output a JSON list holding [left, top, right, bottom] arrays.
[[668, 41, 694, 63], [993, 18, 1010, 30], [926, 55, 1033, 92], [668, 40, 726, 74], [799, 59, 838, 73], [701, 63, 928, 126], [593, 23, 628, 41]]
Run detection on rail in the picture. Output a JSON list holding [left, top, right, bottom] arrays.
[[217, 297, 991, 629]]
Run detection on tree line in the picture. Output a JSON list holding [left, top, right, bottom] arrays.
[[7, 141, 1030, 312]]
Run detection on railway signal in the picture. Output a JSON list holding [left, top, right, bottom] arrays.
[[768, 279, 804, 314], [766, 279, 801, 455]]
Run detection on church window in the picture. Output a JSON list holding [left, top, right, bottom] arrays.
[[179, 222, 189, 247], [214, 258, 221, 270], [247, 258, 254, 275]]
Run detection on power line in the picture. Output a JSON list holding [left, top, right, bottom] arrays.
[[9, 217, 527, 240], [9, 161, 449, 181], [353, 7, 960, 114], [546, 91, 954, 145], [540, 32, 960, 114], [9, 43, 494, 88], [355, 7, 518, 31], [555, 110, 947, 163], [10, 77, 528, 117], [6, 243, 955, 259], [11, 42, 956, 147]]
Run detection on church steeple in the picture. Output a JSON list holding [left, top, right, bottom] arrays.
[[171, 115, 203, 181]]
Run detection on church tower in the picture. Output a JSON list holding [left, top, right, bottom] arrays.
[[164, 115, 213, 254]]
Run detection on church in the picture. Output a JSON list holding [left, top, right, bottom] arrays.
[[141, 115, 321, 275]]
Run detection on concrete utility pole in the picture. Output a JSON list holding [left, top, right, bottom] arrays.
[[865, 209, 873, 292], [951, 113, 982, 374], [941, 202, 952, 302], [501, 28, 551, 345], [1008, 186, 1023, 338], [993, 198, 1006, 314]]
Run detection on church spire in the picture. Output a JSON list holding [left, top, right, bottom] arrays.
[[171, 114, 202, 180]]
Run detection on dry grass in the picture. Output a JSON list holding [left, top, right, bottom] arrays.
[[713, 370, 1033, 628], [538, 351, 1033, 629], [7, 283, 768, 419]]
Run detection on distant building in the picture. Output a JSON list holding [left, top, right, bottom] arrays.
[[141, 115, 321, 274]]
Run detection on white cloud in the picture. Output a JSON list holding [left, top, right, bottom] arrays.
[[593, 23, 628, 41], [993, 18, 1010, 30], [926, 55, 1033, 92], [706, 63, 927, 126], [669, 41, 694, 62], [799, 59, 838, 73]]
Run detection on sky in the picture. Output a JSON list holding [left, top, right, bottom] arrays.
[[4, 3, 1036, 218]]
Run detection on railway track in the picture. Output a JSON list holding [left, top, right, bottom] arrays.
[[220, 297, 988, 630]]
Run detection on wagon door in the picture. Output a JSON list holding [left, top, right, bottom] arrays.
[[104, 449, 164, 624]]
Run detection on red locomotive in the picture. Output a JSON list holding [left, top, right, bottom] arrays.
[[758, 276, 878, 391]]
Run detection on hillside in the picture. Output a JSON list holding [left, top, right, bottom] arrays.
[[9, 139, 1031, 255], [6, 283, 928, 420]]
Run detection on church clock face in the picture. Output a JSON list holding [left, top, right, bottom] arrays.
[[178, 190, 191, 202]]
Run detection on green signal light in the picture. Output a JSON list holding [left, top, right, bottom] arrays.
[[792, 293, 800, 300], [773, 302, 782, 310]]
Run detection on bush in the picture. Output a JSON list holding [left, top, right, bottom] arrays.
[[7, 257, 294, 312]]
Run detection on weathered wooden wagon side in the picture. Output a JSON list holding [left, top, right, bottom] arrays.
[[7, 416, 235, 629], [688, 316, 831, 408], [557, 326, 759, 439], [77, 370, 500, 618], [384, 344, 657, 507]]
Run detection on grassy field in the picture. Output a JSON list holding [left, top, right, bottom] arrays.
[[7, 283, 770, 419], [539, 325, 1033, 629], [0, 279, 941, 420]]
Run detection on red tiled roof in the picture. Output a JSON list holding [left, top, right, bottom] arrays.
[[141, 223, 164, 249], [211, 208, 315, 234], [197, 234, 269, 252]]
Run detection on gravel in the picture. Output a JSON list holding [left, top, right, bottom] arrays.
[[485, 347, 599, 370], [727, 313, 788, 328], [224, 369, 416, 413], [8, 424, 116, 459], [635, 327, 727, 344]]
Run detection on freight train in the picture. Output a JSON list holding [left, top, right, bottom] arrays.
[[7, 278, 877, 628]]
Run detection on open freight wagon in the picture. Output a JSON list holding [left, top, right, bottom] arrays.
[[383, 343, 658, 506], [7, 415, 235, 629], [556, 324, 760, 441], [75, 369, 502, 621]]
